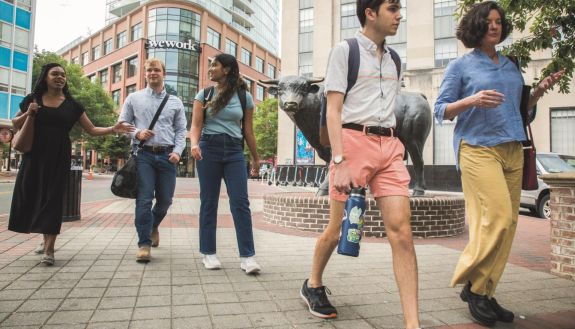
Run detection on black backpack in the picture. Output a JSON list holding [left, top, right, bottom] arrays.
[[202, 86, 248, 147], [319, 38, 402, 147]]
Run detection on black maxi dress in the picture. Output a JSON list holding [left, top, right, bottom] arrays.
[[9, 94, 85, 234]]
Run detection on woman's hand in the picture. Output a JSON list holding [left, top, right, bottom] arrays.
[[112, 122, 135, 134], [532, 69, 565, 98], [191, 145, 202, 161], [27, 100, 40, 115], [250, 159, 260, 178], [469, 89, 505, 108]]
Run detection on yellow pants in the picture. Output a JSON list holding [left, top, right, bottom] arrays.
[[451, 140, 523, 297]]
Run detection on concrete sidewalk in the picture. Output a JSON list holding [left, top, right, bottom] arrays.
[[0, 181, 574, 328]]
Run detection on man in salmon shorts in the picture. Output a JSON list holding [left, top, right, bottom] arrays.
[[299, 1, 420, 328]]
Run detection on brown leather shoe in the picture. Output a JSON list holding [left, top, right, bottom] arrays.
[[136, 246, 151, 263], [151, 227, 159, 248]]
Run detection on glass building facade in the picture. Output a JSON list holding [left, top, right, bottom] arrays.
[[0, 0, 35, 125], [106, 0, 280, 55]]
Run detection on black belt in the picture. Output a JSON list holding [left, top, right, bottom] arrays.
[[141, 145, 174, 153], [342, 123, 398, 137]]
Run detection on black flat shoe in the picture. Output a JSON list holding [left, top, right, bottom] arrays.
[[460, 282, 497, 327], [488, 297, 514, 323]]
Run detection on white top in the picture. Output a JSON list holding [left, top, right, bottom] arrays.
[[324, 31, 401, 127]]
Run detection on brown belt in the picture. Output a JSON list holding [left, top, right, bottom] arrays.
[[342, 123, 398, 137]]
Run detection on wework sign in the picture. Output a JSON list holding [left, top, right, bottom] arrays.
[[145, 39, 201, 53]]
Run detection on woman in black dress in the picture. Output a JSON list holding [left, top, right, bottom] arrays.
[[9, 63, 134, 265]]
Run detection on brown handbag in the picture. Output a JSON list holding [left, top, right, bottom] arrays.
[[522, 122, 538, 190], [12, 113, 35, 153]]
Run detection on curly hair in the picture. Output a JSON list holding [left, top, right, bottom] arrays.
[[208, 53, 247, 115], [456, 1, 511, 49], [356, 0, 401, 27], [32, 63, 72, 101]]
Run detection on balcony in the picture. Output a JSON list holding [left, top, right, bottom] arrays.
[[233, 0, 254, 15], [109, 0, 141, 17], [225, 4, 254, 29]]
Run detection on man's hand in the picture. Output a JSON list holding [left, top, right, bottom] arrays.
[[332, 162, 355, 194], [168, 152, 180, 164], [136, 129, 155, 141]]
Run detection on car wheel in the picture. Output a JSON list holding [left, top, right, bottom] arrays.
[[537, 194, 551, 220]]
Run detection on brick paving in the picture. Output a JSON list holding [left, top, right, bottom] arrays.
[[0, 178, 574, 328]]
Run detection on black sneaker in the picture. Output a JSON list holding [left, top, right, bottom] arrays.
[[300, 279, 337, 319]]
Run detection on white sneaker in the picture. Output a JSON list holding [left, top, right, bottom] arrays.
[[34, 242, 45, 254], [240, 256, 261, 274], [202, 254, 221, 270]]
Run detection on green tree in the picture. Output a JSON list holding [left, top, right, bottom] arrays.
[[252, 98, 278, 161], [458, 1, 575, 93]]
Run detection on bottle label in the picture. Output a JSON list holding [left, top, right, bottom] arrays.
[[348, 206, 363, 224], [347, 228, 361, 243]]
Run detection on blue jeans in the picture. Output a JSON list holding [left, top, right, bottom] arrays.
[[135, 150, 176, 247], [197, 133, 255, 257]]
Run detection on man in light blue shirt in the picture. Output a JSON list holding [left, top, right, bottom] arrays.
[[119, 58, 187, 263]]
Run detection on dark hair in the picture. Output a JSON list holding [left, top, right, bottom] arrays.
[[32, 63, 72, 101], [456, 1, 511, 48], [356, 0, 400, 27], [209, 53, 247, 115]]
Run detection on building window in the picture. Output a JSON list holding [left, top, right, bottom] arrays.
[[434, 0, 457, 67], [340, 0, 359, 40], [131, 22, 142, 41], [126, 84, 137, 96], [433, 120, 456, 165], [0, 22, 12, 48], [111, 89, 121, 105], [267, 64, 276, 79], [104, 38, 113, 55], [112, 63, 122, 83], [240, 48, 251, 66], [116, 31, 127, 49], [81, 52, 89, 65], [91, 45, 100, 61], [88, 74, 96, 83], [255, 57, 264, 73], [71, 57, 79, 65], [99, 69, 108, 89], [434, 38, 458, 68], [11, 70, 26, 95], [551, 108, 575, 155], [256, 84, 265, 101], [299, 0, 314, 78], [127, 57, 138, 78], [225, 39, 237, 57], [14, 27, 28, 50], [206, 27, 220, 49], [148, 8, 201, 42], [0, 67, 8, 92]]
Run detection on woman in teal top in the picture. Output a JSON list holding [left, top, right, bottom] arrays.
[[190, 53, 261, 274], [434, 2, 563, 326]]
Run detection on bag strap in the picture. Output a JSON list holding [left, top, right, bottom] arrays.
[[344, 38, 360, 96], [388, 47, 402, 79], [137, 93, 170, 148]]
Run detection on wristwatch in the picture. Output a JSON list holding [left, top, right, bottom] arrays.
[[333, 155, 344, 165]]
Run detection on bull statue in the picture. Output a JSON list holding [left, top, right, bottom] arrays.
[[260, 75, 431, 196]]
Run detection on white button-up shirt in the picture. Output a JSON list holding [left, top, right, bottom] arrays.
[[324, 31, 401, 128]]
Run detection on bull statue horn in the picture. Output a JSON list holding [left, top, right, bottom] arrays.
[[258, 79, 279, 85], [306, 77, 324, 84]]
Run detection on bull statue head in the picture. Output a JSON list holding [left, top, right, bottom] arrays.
[[259, 75, 331, 163], [259, 76, 324, 115]]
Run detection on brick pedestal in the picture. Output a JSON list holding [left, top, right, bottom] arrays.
[[263, 192, 465, 238], [541, 172, 575, 281]]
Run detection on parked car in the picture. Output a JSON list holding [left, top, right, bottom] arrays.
[[520, 152, 575, 219]]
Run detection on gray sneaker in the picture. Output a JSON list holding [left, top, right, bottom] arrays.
[[34, 242, 45, 254]]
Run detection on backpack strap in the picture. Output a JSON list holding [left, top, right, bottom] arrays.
[[202, 86, 215, 123], [388, 47, 402, 79], [237, 88, 247, 145], [344, 38, 360, 95]]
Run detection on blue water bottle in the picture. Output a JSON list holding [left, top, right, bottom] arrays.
[[337, 187, 367, 257]]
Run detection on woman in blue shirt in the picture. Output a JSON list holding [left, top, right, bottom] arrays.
[[190, 54, 261, 274], [434, 2, 562, 326]]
